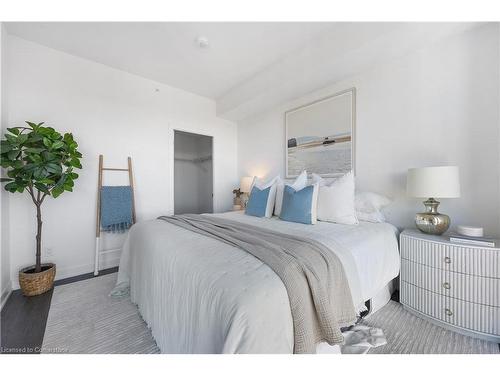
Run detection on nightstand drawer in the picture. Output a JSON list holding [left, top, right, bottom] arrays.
[[402, 260, 500, 307], [401, 282, 448, 321], [446, 295, 500, 335], [401, 282, 500, 336], [400, 234, 500, 278]]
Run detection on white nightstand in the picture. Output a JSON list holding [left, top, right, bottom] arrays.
[[400, 229, 500, 342]]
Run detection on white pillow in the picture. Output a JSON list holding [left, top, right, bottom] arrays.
[[274, 170, 308, 216], [309, 182, 320, 224], [355, 192, 392, 223], [312, 172, 358, 225], [249, 175, 279, 218]]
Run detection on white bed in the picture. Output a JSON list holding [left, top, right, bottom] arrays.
[[115, 211, 400, 354]]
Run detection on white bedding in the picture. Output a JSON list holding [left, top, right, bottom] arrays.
[[115, 211, 400, 353]]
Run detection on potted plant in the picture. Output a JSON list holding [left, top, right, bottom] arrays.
[[0, 121, 82, 296]]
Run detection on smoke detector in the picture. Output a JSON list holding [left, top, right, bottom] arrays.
[[195, 36, 210, 49]]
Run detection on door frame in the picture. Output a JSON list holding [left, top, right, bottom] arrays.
[[170, 125, 215, 215]]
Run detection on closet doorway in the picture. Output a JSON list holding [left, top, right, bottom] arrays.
[[174, 130, 213, 214]]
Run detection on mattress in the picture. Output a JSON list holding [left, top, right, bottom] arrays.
[[115, 211, 400, 353]]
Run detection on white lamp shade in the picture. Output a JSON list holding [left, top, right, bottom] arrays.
[[240, 176, 254, 193], [407, 166, 460, 198]]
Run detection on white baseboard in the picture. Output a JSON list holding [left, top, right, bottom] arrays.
[[10, 248, 122, 291], [1, 280, 12, 310]]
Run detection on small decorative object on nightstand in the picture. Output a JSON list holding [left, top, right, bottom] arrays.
[[407, 166, 460, 235], [400, 229, 500, 342], [456, 225, 484, 237], [232, 176, 254, 209]]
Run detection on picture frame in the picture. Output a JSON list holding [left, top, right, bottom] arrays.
[[285, 88, 356, 178]]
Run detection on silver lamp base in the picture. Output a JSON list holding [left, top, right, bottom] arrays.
[[415, 198, 450, 235]]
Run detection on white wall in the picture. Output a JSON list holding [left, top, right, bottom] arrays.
[[238, 24, 500, 236], [196, 135, 214, 214], [174, 131, 213, 214], [5, 35, 238, 289], [1, 23, 12, 308]]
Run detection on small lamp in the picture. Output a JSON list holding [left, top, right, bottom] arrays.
[[240, 176, 254, 194], [407, 166, 460, 235]]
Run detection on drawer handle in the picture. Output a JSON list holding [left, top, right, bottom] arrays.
[[442, 282, 451, 290], [444, 257, 452, 264], [445, 308, 453, 316]]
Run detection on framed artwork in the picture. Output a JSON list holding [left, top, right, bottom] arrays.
[[285, 88, 355, 178]]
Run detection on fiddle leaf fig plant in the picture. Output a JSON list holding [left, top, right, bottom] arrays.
[[0, 121, 82, 272]]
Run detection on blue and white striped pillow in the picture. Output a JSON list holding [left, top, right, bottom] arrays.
[[279, 183, 319, 224], [245, 186, 272, 217], [245, 176, 279, 218]]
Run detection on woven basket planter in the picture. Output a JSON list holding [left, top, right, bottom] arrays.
[[19, 263, 56, 296]]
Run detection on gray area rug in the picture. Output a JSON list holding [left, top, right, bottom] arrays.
[[42, 273, 499, 354], [42, 273, 159, 354], [363, 300, 499, 354]]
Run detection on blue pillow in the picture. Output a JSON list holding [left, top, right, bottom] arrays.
[[245, 186, 271, 217], [280, 185, 317, 224]]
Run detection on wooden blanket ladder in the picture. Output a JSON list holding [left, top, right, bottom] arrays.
[[94, 155, 136, 276]]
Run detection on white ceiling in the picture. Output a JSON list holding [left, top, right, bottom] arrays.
[[217, 22, 480, 121], [5, 22, 333, 99], [5, 22, 480, 122]]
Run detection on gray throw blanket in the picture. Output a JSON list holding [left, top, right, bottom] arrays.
[[158, 214, 356, 354]]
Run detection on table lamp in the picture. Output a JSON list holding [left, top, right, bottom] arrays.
[[240, 176, 254, 195], [407, 166, 460, 235]]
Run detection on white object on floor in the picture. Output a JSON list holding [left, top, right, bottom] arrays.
[[317, 325, 387, 354], [456, 225, 483, 237], [400, 229, 500, 343], [342, 325, 387, 354], [115, 211, 400, 353]]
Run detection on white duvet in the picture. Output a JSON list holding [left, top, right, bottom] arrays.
[[115, 211, 400, 353]]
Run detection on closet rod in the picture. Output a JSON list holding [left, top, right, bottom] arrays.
[[174, 156, 212, 163]]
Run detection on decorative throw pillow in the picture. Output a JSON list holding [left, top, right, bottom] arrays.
[[274, 170, 308, 216], [245, 186, 272, 217], [279, 183, 319, 225], [247, 175, 279, 218], [312, 172, 358, 225], [355, 192, 392, 223]]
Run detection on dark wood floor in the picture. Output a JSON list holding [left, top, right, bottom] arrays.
[[0, 267, 118, 354]]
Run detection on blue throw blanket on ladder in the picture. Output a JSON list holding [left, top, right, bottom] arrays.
[[100, 186, 133, 233]]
